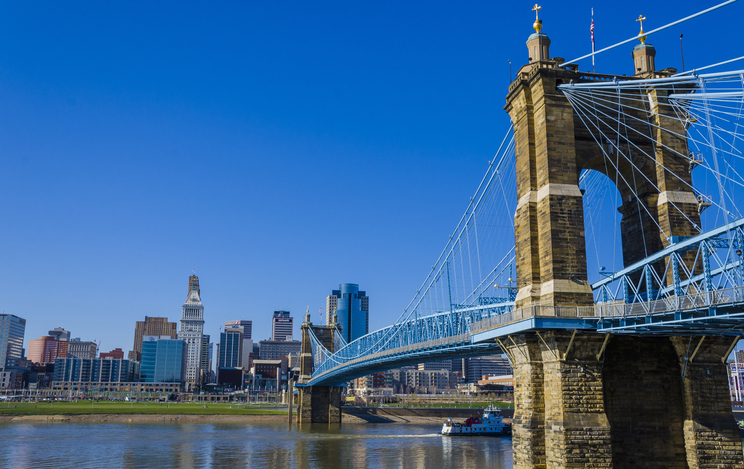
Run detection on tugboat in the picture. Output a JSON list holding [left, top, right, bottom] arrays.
[[440, 405, 512, 436]]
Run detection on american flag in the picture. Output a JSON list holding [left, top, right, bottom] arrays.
[[590, 11, 595, 43]]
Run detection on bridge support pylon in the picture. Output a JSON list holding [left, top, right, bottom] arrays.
[[296, 310, 344, 424], [296, 385, 343, 424], [507, 332, 613, 469], [669, 337, 744, 469], [505, 332, 743, 469]]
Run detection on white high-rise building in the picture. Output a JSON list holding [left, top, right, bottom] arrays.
[[325, 295, 338, 326], [178, 274, 205, 390]]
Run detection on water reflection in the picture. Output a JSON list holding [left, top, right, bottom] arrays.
[[0, 422, 513, 469]]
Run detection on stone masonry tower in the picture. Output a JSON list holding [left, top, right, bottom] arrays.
[[296, 309, 344, 423], [506, 10, 701, 310], [507, 5, 594, 309], [502, 9, 742, 469]]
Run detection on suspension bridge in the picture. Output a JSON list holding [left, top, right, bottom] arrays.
[[296, 4, 744, 468]]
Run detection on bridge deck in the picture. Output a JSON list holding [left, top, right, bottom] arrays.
[[306, 286, 744, 386]]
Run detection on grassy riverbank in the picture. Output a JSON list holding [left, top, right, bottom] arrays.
[[0, 401, 287, 416]]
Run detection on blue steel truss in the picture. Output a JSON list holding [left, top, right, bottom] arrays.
[[305, 303, 511, 386]]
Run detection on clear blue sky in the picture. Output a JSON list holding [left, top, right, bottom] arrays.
[[1, 1, 740, 353]]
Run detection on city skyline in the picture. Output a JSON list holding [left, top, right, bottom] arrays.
[[2, 1, 740, 356]]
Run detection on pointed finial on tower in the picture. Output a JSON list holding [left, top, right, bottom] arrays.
[[305, 306, 311, 323], [532, 4, 543, 33], [636, 15, 647, 44], [332, 308, 338, 324]]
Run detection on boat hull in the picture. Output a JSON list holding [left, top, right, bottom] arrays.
[[441, 428, 511, 436], [440, 406, 511, 437]]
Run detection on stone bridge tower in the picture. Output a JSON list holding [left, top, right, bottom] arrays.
[[296, 310, 344, 423], [506, 12, 701, 310], [502, 9, 743, 469]]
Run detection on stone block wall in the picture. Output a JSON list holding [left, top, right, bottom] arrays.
[[509, 335, 547, 469], [506, 63, 703, 307], [296, 385, 343, 424], [506, 332, 744, 469], [506, 67, 593, 309], [671, 337, 744, 469], [540, 332, 613, 468]]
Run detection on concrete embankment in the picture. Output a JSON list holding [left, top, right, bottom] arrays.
[[342, 406, 514, 424]]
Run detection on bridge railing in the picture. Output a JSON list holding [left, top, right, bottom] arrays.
[[471, 286, 744, 334], [470, 305, 595, 334], [594, 285, 744, 317], [309, 333, 473, 383]]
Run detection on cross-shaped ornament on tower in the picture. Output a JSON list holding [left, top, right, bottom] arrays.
[[532, 4, 541, 20], [636, 14, 647, 44]]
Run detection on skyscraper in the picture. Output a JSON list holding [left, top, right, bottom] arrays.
[[140, 335, 187, 384], [218, 328, 243, 368], [224, 320, 253, 367], [225, 320, 252, 340], [129, 317, 178, 361], [271, 311, 293, 341], [328, 284, 369, 342], [178, 274, 205, 390], [48, 327, 71, 342], [27, 336, 68, 364], [201, 335, 211, 384], [325, 295, 338, 326], [0, 315, 26, 370]]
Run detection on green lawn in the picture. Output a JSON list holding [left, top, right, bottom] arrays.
[[0, 401, 288, 416]]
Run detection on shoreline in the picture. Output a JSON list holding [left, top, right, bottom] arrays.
[[0, 413, 292, 423], [0, 411, 511, 425], [0, 413, 457, 425]]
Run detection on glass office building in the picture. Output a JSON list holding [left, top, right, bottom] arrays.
[[331, 284, 369, 343], [140, 336, 187, 383], [53, 357, 138, 383], [0, 315, 26, 370], [218, 328, 243, 368]]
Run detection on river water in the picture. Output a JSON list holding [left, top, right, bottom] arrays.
[[0, 422, 513, 468]]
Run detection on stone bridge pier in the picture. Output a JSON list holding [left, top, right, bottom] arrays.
[[296, 311, 344, 424], [504, 332, 743, 469]]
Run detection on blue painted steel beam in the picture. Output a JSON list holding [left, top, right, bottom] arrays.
[[471, 317, 597, 344], [592, 217, 744, 290]]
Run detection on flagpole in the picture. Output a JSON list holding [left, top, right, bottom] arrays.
[[591, 8, 596, 73]]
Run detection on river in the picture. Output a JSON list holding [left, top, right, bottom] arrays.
[[0, 421, 513, 468]]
